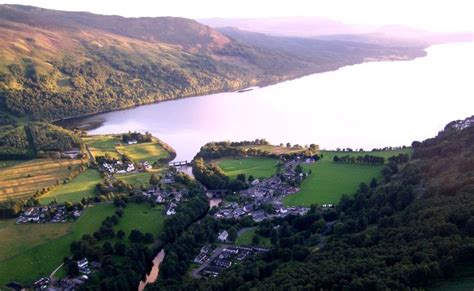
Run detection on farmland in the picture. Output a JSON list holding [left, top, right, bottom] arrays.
[[0, 159, 83, 202], [83, 135, 121, 159], [217, 157, 278, 180], [0, 203, 116, 286], [284, 149, 412, 206], [39, 169, 103, 204], [117, 140, 171, 162], [84, 134, 173, 164]]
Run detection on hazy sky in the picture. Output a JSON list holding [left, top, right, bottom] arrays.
[[1, 0, 473, 32]]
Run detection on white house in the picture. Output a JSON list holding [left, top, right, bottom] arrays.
[[218, 230, 229, 242]]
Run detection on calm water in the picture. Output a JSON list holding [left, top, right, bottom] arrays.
[[71, 42, 474, 161]]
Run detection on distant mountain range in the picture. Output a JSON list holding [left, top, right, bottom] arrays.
[[0, 5, 449, 121], [199, 17, 473, 46]]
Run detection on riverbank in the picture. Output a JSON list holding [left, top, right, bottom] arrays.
[[54, 49, 427, 131]]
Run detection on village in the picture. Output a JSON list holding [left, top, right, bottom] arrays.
[[212, 156, 317, 222], [16, 204, 83, 224], [192, 242, 269, 278]]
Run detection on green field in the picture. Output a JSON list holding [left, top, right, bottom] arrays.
[[83, 135, 121, 159], [117, 140, 170, 162], [119, 172, 151, 187], [235, 228, 271, 247], [116, 203, 165, 239], [39, 169, 102, 204], [0, 204, 116, 286], [217, 157, 278, 180], [284, 149, 412, 206]]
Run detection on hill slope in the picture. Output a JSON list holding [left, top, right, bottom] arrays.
[[0, 5, 426, 121]]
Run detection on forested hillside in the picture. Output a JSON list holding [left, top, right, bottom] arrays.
[[0, 5, 427, 121], [152, 116, 474, 290]]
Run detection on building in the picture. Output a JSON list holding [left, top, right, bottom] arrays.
[[218, 230, 229, 242]]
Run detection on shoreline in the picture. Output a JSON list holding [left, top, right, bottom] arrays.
[[53, 49, 427, 128]]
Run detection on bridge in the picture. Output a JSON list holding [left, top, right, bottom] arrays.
[[169, 160, 190, 167]]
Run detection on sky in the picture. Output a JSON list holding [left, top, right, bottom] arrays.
[[1, 0, 473, 32]]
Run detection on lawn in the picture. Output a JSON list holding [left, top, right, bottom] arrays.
[[39, 169, 102, 204], [0, 204, 116, 286], [119, 172, 151, 187], [83, 135, 121, 159], [284, 149, 412, 206], [217, 157, 278, 180], [0, 159, 83, 201], [235, 228, 271, 247], [116, 140, 170, 162], [115, 203, 165, 239]]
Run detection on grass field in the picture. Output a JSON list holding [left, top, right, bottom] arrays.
[[117, 140, 170, 162], [243, 145, 309, 155], [119, 172, 151, 187], [0, 159, 83, 201], [217, 157, 278, 180], [0, 204, 116, 286], [284, 149, 412, 206], [39, 169, 102, 204], [83, 135, 121, 159], [235, 228, 271, 247], [115, 203, 165, 239]]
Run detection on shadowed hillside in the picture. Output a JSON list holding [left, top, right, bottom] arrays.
[[0, 5, 427, 121]]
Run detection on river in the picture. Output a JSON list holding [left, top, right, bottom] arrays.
[[63, 42, 473, 162]]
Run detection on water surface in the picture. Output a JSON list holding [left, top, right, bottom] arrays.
[[70, 43, 474, 161]]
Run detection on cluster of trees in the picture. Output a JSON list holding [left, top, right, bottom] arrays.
[[333, 154, 385, 165], [0, 122, 82, 160], [191, 157, 230, 190], [121, 131, 152, 143], [151, 120, 474, 290]]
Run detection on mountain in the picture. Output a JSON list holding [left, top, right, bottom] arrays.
[[0, 5, 426, 121], [200, 17, 473, 46], [198, 17, 375, 37]]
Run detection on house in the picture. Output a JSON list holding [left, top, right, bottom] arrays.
[[128, 140, 138, 145], [126, 163, 135, 172], [249, 210, 266, 222], [77, 258, 89, 269], [166, 208, 176, 216], [218, 230, 229, 242], [243, 204, 254, 213], [251, 179, 260, 186], [155, 195, 164, 204], [233, 208, 244, 218]]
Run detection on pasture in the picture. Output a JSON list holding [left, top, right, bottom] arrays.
[[114, 203, 165, 239], [0, 159, 82, 202], [217, 157, 278, 180], [0, 204, 116, 286], [116, 140, 170, 162], [283, 149, 412, 206], [83, 135, 121, 159], [39, 169, 102, 204]]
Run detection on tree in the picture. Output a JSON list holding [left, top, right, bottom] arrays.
[[286, 142, 291, 148], [150, 174, 160, 186], [66, 261, 79, 276], [117, 230, 126, 239], [248, 175, 255, 182], [236, 173, 246, 182], [144, 233, 154, 243], [228, 227, 238, 242], [252, 234, 261, 245], [129, 229, 144, 243], [370, 178, 378, 188]]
